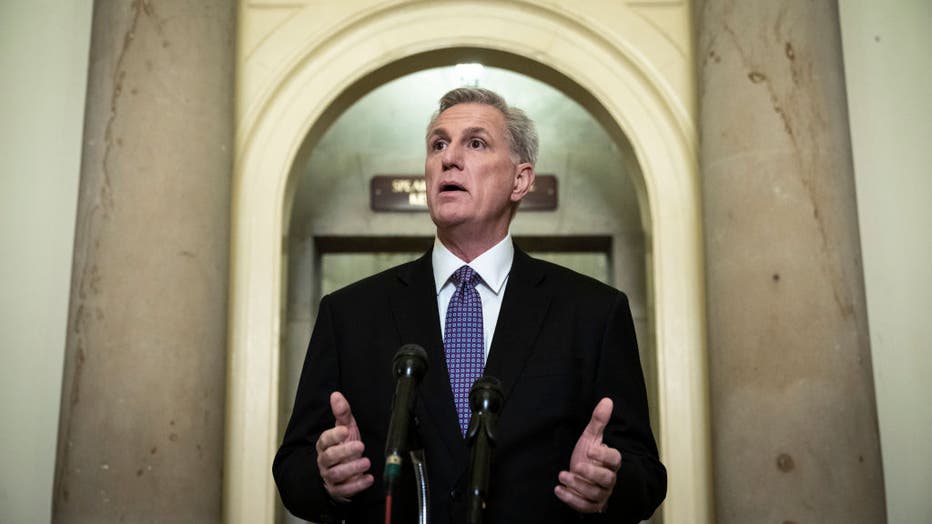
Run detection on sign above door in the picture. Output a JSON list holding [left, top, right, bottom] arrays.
[[370, 174, 558, 212]]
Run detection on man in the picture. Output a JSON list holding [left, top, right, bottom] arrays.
[[274, 87, 666, 523]]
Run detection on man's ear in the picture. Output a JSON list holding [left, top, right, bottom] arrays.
[[510, 163, 536, 203]]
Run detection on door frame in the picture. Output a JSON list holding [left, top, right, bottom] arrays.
[[226, 3, 711, 523]]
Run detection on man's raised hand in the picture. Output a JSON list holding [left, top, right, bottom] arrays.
[[554, 397, 622, 513], [315, 392, 374, 500]]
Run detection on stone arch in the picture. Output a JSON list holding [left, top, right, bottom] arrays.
[[226, 3, 710, 522]]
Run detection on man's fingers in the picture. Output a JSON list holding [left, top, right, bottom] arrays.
[[566, 461, 617, 490], [315, 391, 369, 500], [330, 391, 356, 429], [559, 471, 606, 501], [583, 397, 613, 439], [327, 473, 375, 500], [554, 483, 604, 514], [315, 426, 350, 453], [317, 439, 365, 469], [320, 456, 371, 486], [558, 398, 618, 514], [586, 443, 622, 472]]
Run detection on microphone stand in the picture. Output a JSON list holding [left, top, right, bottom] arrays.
[[410, 448, 430, 524]]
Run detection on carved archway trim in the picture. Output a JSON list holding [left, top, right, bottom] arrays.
[[226, 3, 710, 522]]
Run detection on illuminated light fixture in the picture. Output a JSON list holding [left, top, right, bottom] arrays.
[[451, 63, 486, 86]]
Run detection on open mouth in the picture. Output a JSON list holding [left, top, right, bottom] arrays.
[[440, 182, 467, 193]]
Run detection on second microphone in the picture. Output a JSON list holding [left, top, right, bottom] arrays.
[[383, 344, 429, 495]]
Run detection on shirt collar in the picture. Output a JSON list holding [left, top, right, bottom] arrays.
[[432, 234, 514, 296]]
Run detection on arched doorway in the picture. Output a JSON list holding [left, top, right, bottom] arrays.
[[281, 62, 655, 522], [227, 4, 709, 523]]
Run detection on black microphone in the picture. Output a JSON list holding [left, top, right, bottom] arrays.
[[383, 344, 429, 495], [465, 376, 504, 524]]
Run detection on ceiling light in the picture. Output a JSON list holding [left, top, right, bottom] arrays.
[[451, 63, 486, 86]]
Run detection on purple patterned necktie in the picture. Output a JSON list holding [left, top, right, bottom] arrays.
[[444, 265, 485, 436]]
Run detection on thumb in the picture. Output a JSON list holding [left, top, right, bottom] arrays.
[[330, 391, 357, 429], [584, 397, 614, 440]]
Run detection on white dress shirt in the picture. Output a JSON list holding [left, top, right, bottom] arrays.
[[432, 235, 514, 360]]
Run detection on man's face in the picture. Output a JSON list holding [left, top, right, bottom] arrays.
[[424, 103, 533, 241]]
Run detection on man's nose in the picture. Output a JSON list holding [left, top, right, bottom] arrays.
[[441, 142, 463, 171]]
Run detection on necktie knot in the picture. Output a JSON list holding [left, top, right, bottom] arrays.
[[452, 265, 480, 290]]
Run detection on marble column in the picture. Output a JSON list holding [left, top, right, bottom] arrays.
[[53, 1, 234, 522], [696, 1, 885, 522]]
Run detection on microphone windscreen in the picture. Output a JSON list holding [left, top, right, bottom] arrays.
[[469, 375, 503, 414], [393, 344, 428, 381]]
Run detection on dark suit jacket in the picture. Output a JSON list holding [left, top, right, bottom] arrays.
[[274, 246, 666, 523]]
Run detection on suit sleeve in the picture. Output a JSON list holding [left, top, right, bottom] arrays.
[[272, 295, 347, 522], [590, 293, 667, 523]]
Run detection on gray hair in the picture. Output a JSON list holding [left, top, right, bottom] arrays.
[[427, 87, 539, 165]]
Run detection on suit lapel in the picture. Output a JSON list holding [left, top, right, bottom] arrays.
[[388, 252, 466, 471], [388, 247, 552, 487], [485, 247, 552, 404]]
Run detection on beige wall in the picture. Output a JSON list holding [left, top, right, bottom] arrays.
[[0, 1, 93, 521], [840, 1, 932, 522]]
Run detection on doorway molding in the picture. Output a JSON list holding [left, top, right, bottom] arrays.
[[226, 2, 710, 522]]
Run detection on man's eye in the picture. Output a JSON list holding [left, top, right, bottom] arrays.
[[469, 139, 485, 149], [431, 140, 447, 151]]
